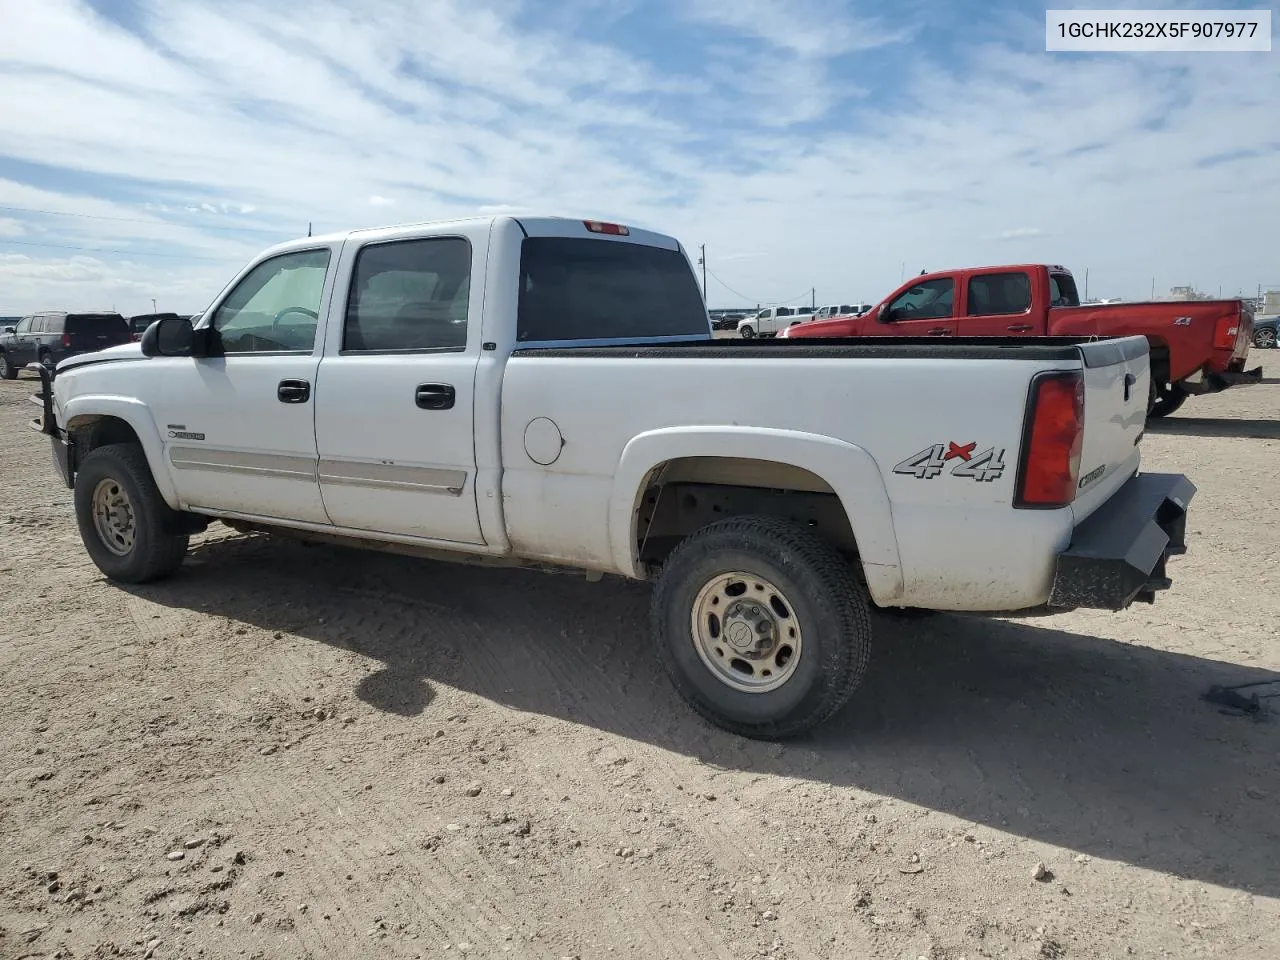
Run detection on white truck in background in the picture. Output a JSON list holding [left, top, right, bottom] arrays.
[[30, 215, 1195, 740], [736, 306, 814, 337]]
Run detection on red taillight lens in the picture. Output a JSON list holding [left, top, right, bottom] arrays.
[[1212, 315, 1239, 350], [1015, 372, 1084, 508], [61, 333, 73, 348], [583, 220, 630, 236]]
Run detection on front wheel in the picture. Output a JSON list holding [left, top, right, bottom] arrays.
[[1255, 327, 1277, 349], [0, 352, 16, 380], [1148, 383, 1188, 419], [74, 444, 189, 583], [739, 326, 756, 339], [650, 516, 872, 740]]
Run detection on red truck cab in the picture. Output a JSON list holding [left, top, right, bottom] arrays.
[[783, 264, 1260, 416]]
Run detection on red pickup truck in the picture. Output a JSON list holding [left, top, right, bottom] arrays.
[[782, 264, 1261, 417]]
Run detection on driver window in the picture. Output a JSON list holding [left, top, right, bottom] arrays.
[[885, 278, 954, 321], [211, 249, 331, 354]]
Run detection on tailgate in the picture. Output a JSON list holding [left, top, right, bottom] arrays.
[[1072, 336, 1149, 521]]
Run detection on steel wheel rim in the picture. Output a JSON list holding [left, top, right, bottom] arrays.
[[92, 477, 136, 556], [690, 571, 803, 694]]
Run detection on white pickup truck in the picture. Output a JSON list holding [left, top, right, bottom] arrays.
[[736, 306, 814, 338], [29, 215, 1195, 740]]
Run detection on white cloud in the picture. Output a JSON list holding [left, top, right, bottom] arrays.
[[0, 218, 25, 238], [0, 0, 1275, 314]]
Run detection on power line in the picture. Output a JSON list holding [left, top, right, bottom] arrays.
[[704, 265, 811, 307], [0, 203, 282, 235], [0, 238, 243, 263]]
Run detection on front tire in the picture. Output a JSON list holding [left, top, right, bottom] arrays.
[[0, 352, 16, 380], [1255, 327, 1277, 349], [74, 444, 189, 583], [1148, 383, 1188, 419], [651, 516, 872, 740], [739, 326, 756, 339]]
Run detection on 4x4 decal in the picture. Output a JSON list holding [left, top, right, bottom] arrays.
[[893, 441, 1007, 482]]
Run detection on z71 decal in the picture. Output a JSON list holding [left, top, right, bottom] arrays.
[[893, 441, 1007, 482]]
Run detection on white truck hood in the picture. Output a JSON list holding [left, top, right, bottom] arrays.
[[56, 342, 145, 372]]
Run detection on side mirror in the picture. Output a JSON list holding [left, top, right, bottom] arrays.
[[141, 315, 197, 357], [2, 326, 14, 335]]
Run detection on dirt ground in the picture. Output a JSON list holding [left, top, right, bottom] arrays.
[[1, 355, 1277, 960]]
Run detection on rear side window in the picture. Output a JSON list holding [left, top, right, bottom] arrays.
[[517, 238, 707, 343], [966, 272, 1032, 316], [1049, 273, 1080, 307], [344, 237, 471, 352]]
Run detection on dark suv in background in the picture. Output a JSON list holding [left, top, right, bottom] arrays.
[[126, 312, 184, 341], [0, 311, 132, 379]]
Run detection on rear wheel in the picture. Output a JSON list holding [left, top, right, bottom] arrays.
[[0, 352, 16, 380], [1148, 383, 1188, 419], [38, 349, 53, 369], [650, 516, 872, 740], [74, 444, 189, 583]]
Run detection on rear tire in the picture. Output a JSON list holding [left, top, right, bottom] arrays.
[[650, 516, 872, 740], [38, 349, 53, 368], [1148, 384, 1188, 419], [74, 443, 189, 583], [0, 352, 16, 380]]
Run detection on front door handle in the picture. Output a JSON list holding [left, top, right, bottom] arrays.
[[277, 379, 311, 404], [1007, 323, 1034, 333], [927, 327, 952, 336], [415, 383, 455, 410]]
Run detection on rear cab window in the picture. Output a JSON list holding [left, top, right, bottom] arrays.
[[1049, 272, 1081, 307], [516, 238, 708, 344]]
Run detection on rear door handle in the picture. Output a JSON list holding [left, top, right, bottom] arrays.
[[415, 383, 455, 410], [277, 379, 311, 404], [1007, 323, 1034, 333]]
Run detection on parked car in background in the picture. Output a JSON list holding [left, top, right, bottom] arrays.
[[127, 313, 184, 342], [709, 312, 746, 330], [737, 306, 814, 337], [1253, 314, 1278, 349], [782, 264, 1261, 417], [813, 303, 872, 322], [1, 311, 132, 379]]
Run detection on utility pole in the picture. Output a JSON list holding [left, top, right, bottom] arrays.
[[151, 298, 157, 314], [307, 222, 312, 238], [811, 288, 815, 311], [1150, 277, 1156, 300], [900, 261, 905, 283], [1084, 268, 1089, 301], [698, 244, 707, 304]]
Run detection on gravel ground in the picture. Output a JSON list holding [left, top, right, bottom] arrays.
[[1, 354, 1277, 960]]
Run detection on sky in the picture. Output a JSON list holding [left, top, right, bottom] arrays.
[[0, 0, 1277, 315]]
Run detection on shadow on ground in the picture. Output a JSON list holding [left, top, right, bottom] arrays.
[[128, 533, 1280, 899], [1147, 416, 1280, 440]]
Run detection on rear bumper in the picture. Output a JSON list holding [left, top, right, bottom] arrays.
[[1186, 358, 1263, 394], [1049, 472, 1195, 611]]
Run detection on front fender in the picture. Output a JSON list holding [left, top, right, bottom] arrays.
[[609, 426, 904, 604], [62, 396, 180, 510]]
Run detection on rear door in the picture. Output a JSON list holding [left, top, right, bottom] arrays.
[[870, 277, 958, 336], [959, 269, 1039, 336], [314, 227, 487, 545], [66, 314, 131, 355]]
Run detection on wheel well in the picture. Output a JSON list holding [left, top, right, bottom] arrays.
[[635, 457, 859, 571], [1146, 338, 1170, 389], [68, 415, 142, 454]]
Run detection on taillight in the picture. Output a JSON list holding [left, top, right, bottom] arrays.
[[583, 220, 630, 236], [1212, 315, 1239, 350], [1015, 371, 1085, 509], [61, 333, 72, 348]]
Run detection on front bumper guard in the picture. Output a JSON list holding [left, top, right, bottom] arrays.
[[1048, 472, 1196, 611]]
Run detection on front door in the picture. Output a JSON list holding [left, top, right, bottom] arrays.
[[314, 232, 484, 545], [158, 246, 337, 524], [960, 270, 1037, 336], [9, 317, 35, 366], [874, 277, 958, 337]]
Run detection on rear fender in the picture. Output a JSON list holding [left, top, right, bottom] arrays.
[[62, 396, 180, 509], [610, 426, 904, 604]]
